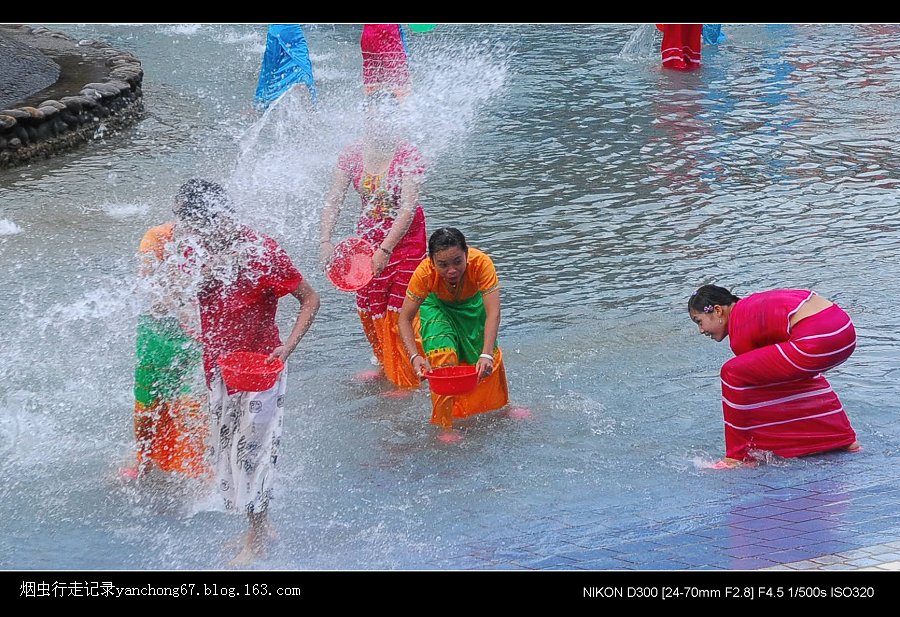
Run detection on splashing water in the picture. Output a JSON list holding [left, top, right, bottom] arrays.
[[617, 23, 660, 61], [227, 37, 510, 246], [0, 219, 22, 235], [157, 24, 204, 36], [397, 39, 511, 165]]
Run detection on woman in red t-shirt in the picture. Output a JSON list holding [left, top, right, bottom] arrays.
[[174, 179, 320, 564]]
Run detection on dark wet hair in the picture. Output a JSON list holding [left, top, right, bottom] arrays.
[[173, 178, 234, 227], [428, 227, 468, 257], [688, 285, 741, 314]]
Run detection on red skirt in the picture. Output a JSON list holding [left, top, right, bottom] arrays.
[[720, 304, 858, 460], [361, 24, 410, 94], [660, 24, 702, 70]]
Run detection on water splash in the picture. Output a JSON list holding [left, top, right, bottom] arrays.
[[157, 24, 204, 36], [402, 39, 511, 165], [0, 219, 22, 235], [227, 86, 338, 243], [560, 392, 616, 436], [617, 23, 660, 61], [213, 28, 263, 46], [226, 37, 510, 249], [35, 283, 140, 336], [102, 203, 150, 219], [691, 456, 728, 469]]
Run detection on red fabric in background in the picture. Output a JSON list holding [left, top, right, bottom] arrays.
[[660, 24, 702, 69]]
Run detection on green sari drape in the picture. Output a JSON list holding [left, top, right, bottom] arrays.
[[134, 314, 201, 406], [418, 292, 496, 365]]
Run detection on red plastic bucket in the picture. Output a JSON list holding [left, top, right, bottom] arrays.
[[218, 351, 284, 392], [424, 365, 478, 396], [326, 237, 375, 292]]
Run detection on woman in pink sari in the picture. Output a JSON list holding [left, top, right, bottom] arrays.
[[320, 93, 427, 388], [688, 284, 860, 467]]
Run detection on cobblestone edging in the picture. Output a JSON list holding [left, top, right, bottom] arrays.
[[0, 25, 144, 169]]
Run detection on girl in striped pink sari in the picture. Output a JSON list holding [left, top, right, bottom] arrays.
[[689, 285, 860, 467]]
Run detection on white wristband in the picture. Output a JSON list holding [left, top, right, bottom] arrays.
[[479, 353, 494, 362]]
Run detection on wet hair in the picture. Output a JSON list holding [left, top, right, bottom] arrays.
[[428, 227, 468, 257], [688, 285, 741, 314], [173, 178, 234, 227]]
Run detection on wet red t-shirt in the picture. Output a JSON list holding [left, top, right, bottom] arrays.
[[196, 228, 302, 384]]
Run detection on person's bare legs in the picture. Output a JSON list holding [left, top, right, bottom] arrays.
[[230, 511, 271, 565], [432, 396, 463, 442]]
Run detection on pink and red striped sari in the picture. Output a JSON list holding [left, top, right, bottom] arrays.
[[337, 142, 427, 388], [722, 290, 858, 460], [657, 24, 702, 70]]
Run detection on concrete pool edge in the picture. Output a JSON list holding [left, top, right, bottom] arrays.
[[0, 24, 144, 169]]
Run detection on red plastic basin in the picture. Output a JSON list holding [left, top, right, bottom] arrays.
[[326, 237, 375, 292], [218, 351, 284, 392], [424, 365, 478, 396]]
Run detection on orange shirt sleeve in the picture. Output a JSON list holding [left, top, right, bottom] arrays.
[[139, 223, 174, 261], [472, 249, 500, 295]]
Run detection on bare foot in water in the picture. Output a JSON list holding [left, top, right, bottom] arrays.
[[437, 429, 463, 444], [382, 389, 413, 399], [354, 369, 383, 382], [845, 441, 862, 452], [506, 407, 532, 420], [118, 466, 139, 481], [228, 512, 273, 566], [711, 457, 755, 469], [229, 536, 265, 566], [225, 526, 277, 550]]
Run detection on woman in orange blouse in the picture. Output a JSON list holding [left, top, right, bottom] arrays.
[[398, 227, 509, 429]]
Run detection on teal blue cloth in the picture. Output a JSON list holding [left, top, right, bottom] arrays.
[[702, 24, 726, 45], [255, 24, 317, 110], [399, 25, 409, 55]]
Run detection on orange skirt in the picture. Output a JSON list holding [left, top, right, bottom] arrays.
[[427, 347, 509, 428], [134, 397, 208, 478], [359, 310, 424, 388]]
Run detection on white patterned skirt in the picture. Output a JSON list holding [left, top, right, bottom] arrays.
[[208, 366, 287, 515]]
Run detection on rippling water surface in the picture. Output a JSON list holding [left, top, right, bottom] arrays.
[[1, 24, 898, 569]]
